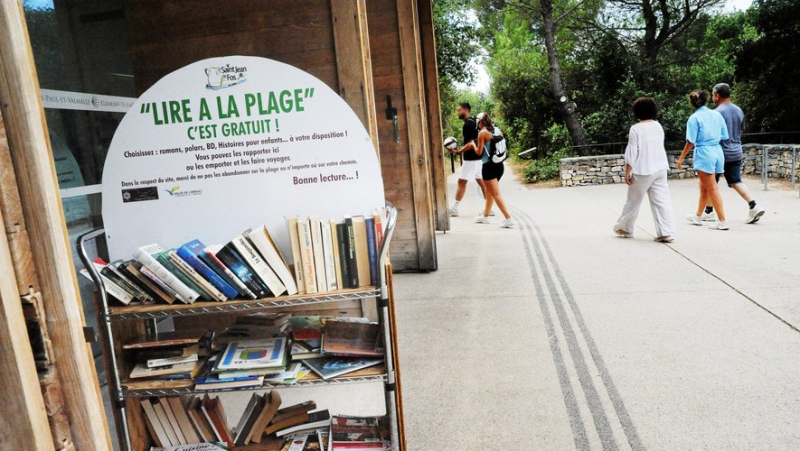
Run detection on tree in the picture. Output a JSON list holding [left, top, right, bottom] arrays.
[[604, 0, 726, 58], [736, 0, 800, 132]]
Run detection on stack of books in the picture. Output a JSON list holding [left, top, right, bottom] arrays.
[[84, 210, 386, 306], [124, 337, 204, 381], [139, 393, 390, 450], [329, 415, 391, 450], [140, 394, 230, 448], [194, 337, 288, 390], [288, 316, 384, 380]]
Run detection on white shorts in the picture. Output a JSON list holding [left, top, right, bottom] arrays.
[[458, 160, 483, 180]]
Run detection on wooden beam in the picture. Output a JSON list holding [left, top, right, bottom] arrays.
[[0, 196, 53, 451], [331, 0, 380, 153], [396, 0, 437, 270], [0, 2, 112, 449], [417, 0, 449, 232]]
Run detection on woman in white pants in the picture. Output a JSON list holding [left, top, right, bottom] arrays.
[[613, 97, 676, 242]]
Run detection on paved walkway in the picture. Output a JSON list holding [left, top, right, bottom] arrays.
[[394, 173, 800, 450]]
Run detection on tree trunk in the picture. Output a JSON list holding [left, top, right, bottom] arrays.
[[539, 0, 588, 153]]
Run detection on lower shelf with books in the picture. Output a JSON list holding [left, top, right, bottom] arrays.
[[121, 365, 387, 397]]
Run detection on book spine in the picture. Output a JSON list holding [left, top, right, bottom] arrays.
[[287, 217, 306, 295], [344, 218, 359, 288], [308, 217, 328, 291], [177, 246, 239, 299], [157, 252, 212, 301], [297, 220, 318, 294], [139, 266, 183, 304], [335, 223, 352, 289], [147, 354, 199, 368], [200, 250, 257, 299], [320, 221, 338, 291], [169, 250, 227, 301], [232, 235, 287, 296], [374, 212, 384, 250], [122, 262, 170, 303], [109, 262, 153, 302], [216, 244, 270, 298], [246, 227, 299, 296], [134, 246, 200, 303], [365, 217, 379, 286], [329, 220, 344, 291], [100, 266, 140, 302]]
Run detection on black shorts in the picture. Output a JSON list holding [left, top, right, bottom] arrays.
[[482, 161, 505, 181], [714, 159, 743, 187]]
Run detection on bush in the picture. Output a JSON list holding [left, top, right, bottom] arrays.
[[522, 149, 571, 183]]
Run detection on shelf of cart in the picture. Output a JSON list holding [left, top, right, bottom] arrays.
[[106, 287, 381, 321], [120, 364, 387, 397]]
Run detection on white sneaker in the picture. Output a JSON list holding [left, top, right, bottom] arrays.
[[500, 218, 516, 228], [448, 206, 459, 217], [685, 214, 703, 226], [474, 214, 490, 224], [489, 209, 496, 217], [709, 220, 729, 230], [701, 211, 716, 221], [746, 205, 765, 224]]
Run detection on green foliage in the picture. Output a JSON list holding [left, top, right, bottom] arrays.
[[522, 149, 572, 183], [736, 0, 800, 132], [434, 0, 480, 86]]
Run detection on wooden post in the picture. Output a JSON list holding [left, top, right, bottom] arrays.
[[417, 0, 449, 232], [0, 205, 54, 450], [0, 2, 112, 449], [396, 0, 437, 270], [331, 0, 380, 153]]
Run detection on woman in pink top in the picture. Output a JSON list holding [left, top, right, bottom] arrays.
[[613, 97, 676, 242]]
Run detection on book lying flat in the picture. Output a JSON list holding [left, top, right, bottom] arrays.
[[275, 410, 330, 437], [302, 358, 382, 380], [217, 337, 287, 371], [129, 361, 199, 379], [123, 337, 200, 350], [322, 321, 383, 357]]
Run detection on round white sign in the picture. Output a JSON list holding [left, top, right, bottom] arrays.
[[102, 56, 384, 261]]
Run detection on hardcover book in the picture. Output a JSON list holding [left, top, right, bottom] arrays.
[[178, 240, 240, 299], [245, 225, 299, 295], [215, 243, 270, 298], [232, 234, 287, 296], [286, 216, 306, 295], [330, 415, 391, 450], [134, 244, 200, 303]]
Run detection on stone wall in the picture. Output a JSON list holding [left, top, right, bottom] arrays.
[[558, 144, 800, 187]]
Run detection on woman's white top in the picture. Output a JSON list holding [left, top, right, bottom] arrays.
[[624, 121, 669, 175]]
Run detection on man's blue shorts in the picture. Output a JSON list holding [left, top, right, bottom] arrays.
[[715, 159, 743, 187], [693, 145, 725, 174]]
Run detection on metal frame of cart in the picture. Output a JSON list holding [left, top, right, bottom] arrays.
[[78, 203, 403, 451]]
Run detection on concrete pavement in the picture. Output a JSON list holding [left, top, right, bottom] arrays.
[[394, 173, 800, 450]]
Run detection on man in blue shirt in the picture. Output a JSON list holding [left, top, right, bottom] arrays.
[[703, 83, 765, 224]]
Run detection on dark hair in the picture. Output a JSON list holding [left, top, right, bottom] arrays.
[[689, 90, 708, 108], [632, 97, 658, 120], [458, 102, 471, 111], [477, 113, 494, 133], [713, 83, 731, 99]]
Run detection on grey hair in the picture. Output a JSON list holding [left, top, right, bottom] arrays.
[[713, 83, 731, 99]]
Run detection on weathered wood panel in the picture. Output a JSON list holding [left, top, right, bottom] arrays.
[[417, 0, 449, 232], [0, 1, 111, 448]]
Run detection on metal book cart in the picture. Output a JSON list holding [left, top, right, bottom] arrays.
[[78, 203, 405, 451]]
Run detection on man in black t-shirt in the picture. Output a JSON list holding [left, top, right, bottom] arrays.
[[448, 102, 488, 217]]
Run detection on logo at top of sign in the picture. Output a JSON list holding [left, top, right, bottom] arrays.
[[164, 186, 180, 196], [205, 64, 247, 90]]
